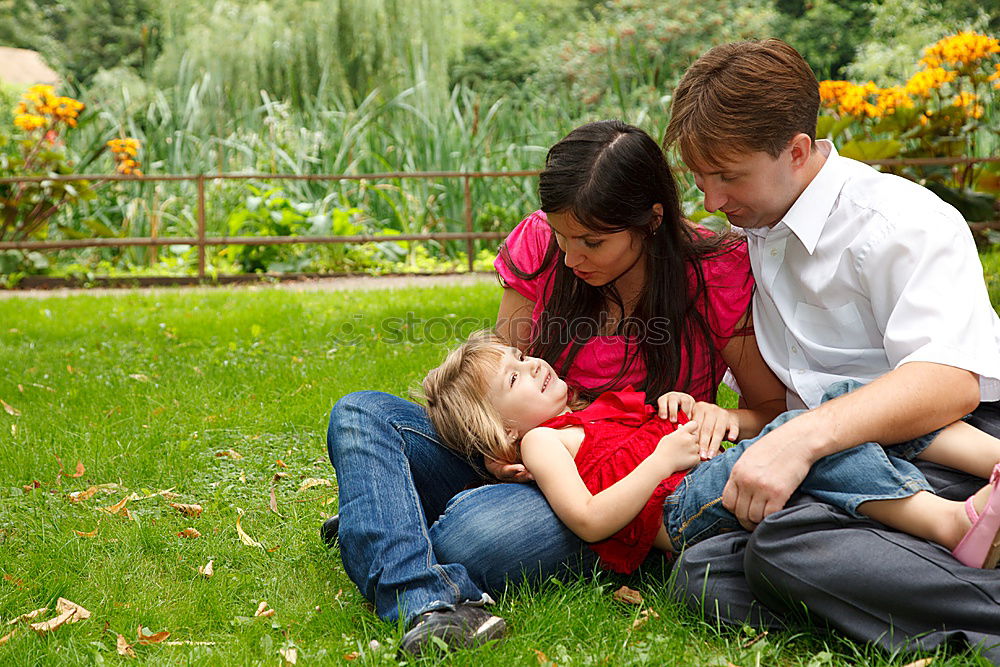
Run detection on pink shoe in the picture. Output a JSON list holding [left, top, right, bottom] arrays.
[[952, 463, 1000, 568]]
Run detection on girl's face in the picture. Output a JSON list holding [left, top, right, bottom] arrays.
[[485, 346, 570, 440], [546, 210, 646, 288]]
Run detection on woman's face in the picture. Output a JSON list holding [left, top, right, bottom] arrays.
[[546, 211, 646, 288]]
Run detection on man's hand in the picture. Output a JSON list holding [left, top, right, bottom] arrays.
[[657, 391, 739, 459], [484, 455, 534, 482], [721, 427, 812, 529]]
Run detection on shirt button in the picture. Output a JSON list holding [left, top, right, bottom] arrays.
[[791, 345, 799, 354], [770, 248, 779, 257]]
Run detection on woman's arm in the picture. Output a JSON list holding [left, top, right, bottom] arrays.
[[520, 423, 700, 542], [495, 287, 535, 351], [720, 313, 787, 440]]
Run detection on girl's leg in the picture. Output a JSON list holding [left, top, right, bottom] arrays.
[[917, 420, 1000, 479], [858, 490, 973, 549]]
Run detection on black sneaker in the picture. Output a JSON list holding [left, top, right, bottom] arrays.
[[397, 603, 506, 656], [320, 514, 340, 547]]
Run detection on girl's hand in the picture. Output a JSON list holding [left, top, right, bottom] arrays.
[[484, 455, 534, 483], [655, 420, 701, 473], [657, 392, 739, 459]]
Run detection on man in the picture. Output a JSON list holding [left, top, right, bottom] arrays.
[[664, 39, 1000, 661]]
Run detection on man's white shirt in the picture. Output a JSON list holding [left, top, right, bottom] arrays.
[[744, 140, 1000, 409]]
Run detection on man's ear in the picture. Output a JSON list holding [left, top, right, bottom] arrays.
[[787, 133, 814, 169]]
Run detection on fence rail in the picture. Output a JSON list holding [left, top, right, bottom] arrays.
[[2, 157, 999, 280]]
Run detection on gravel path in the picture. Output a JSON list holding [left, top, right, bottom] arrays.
[[0, 272, 499, 300]]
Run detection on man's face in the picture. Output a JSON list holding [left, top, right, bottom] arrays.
[[688, 147, 799, 230]]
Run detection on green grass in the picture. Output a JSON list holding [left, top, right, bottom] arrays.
[[1, 280, 997, 666]]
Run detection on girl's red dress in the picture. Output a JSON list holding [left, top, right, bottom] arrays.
[[539, 389, 690, 574]]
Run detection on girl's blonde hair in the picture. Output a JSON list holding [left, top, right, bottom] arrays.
[[420, 331, 519, 464]]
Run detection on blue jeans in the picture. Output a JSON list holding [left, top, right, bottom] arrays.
[[327, 391, 594, 624], [666, 379, 935, 547]]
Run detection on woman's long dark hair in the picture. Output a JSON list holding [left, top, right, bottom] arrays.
[[499, 120, 748, 402]]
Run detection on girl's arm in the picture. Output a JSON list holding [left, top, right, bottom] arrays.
[[520, 423, 700, 543], [720, 313, 787, 439]]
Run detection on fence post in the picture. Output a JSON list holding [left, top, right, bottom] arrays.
[[463, 175, 474, 272], [197, 174, 206, 280]]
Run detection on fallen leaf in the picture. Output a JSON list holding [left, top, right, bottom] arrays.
[[98, 493, 138, 516], [254, 601, 275, 618], [0, 398, 21, 417], [534, 649, 549, 663], [268, 487, 281, 516], [631, 607, 660, 630], [22, 480, 40, 493], [297, 478, 332, 493], [901, 660, 934, 667], [68, 486, 99, 503], [128, 373, 150, 382], [66, 365, 74, 374], [344, 652, 359, 660], [74, 526, 99, 538], [198, 560, 214, 578], [279, 646, 298, 664], [55, 598, 91, 622], [136, 625, 170, 644], [235, 508, 263, 548], [162, 640, 216, 646], [8, 607, 47, 625], [68, 461, 85, 478], [0, 628, 16, 646], [158, 490, 180, 500], [275, 459, 288, 468], [272, 472, 288, 482], [2, 575, 23, 588], [169, 503, 203, 518], [116, 633, 136, 658], [215, 449, 243, 460], [30, 609, 74, 634], [239, 470, 247, 483], [177, 528, 201, 538], [613, 585, 643, 605]]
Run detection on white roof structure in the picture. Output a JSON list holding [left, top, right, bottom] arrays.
[[0, 47, 60, 86]]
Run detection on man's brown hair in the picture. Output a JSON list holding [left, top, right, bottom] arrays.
[[665, 39, 820, 169]]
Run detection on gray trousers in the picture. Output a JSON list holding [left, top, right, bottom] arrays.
[[669, 401, 1000, 664]]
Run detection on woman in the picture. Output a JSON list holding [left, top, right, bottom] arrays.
[[325, 120, 786, 656]]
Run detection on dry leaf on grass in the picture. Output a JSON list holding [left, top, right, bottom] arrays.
[[22, 480, 40, 493], [279, 646, 298, 664], [7, 608, 47, 625], [68, 461, 85, 478], [98, 493, 138, 516], [612, 585, 643, 605], [533, 649, 548, 663], [158, 490, 181, 500], [169, 503, 203, 518], [235, 508, 263, 548], [29, 598, 90, 634], [275, 459, 288, 468], [0, 628, 16, 646], [68, 486, 99, 503], [630, 607, 660, 630], [272, 472, 288, 482], [198, 560, 214, 578], [344, 651, 359, 660], [215, 449, 243, 460], [116, 633, 136, 658], [128, 373, 150, 382], [0, 398, 21, 416], [254, 601, 275, 618], [268, 488, 282, 516], [162, 640, 216, 646], [901, 660, 934, 667], [297, 478, 332, 493], [177, 528, 201, 538], [2, 575, 23, 588], [137, 625, 170, 644], [74, 526, 99, 538]]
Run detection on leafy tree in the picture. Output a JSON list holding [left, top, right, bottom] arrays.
[[772, 0, 874, 79]]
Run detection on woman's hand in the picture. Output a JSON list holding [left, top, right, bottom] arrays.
[[657, 391, 739, 459], [655, 420, 701, 473], [484, 455, 534, 483]]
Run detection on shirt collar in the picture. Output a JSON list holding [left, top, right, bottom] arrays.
[[778, 140, 846, 254]]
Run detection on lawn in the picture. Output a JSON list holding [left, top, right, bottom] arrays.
[[1, 276, 998, 666]]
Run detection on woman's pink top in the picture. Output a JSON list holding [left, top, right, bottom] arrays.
[[494, 210, 754, 401]]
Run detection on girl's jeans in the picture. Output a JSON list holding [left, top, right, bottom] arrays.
[[327, 390, 596, 624], [665, 380, 935, 547]]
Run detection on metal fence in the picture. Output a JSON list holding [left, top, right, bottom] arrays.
[[1, 155, 999, 282]]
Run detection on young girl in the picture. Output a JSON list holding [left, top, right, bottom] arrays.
[[422, 332, 1000, 573]]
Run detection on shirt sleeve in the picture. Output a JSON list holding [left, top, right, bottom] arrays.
[[696, 238, 755, 352], [494, 210, 555, 304], [860, 208, 1000, 391]]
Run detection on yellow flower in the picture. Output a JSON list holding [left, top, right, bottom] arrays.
[[920, 31, 1000, 69], [875, 86, 913, 115], [818, 80, 853, 109], [990, 63, 1000, 88], [952, 91, 984, 119], [905, 67, 958, 97], [14, 113, 47, 132], [831, 81, 881, 118]]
